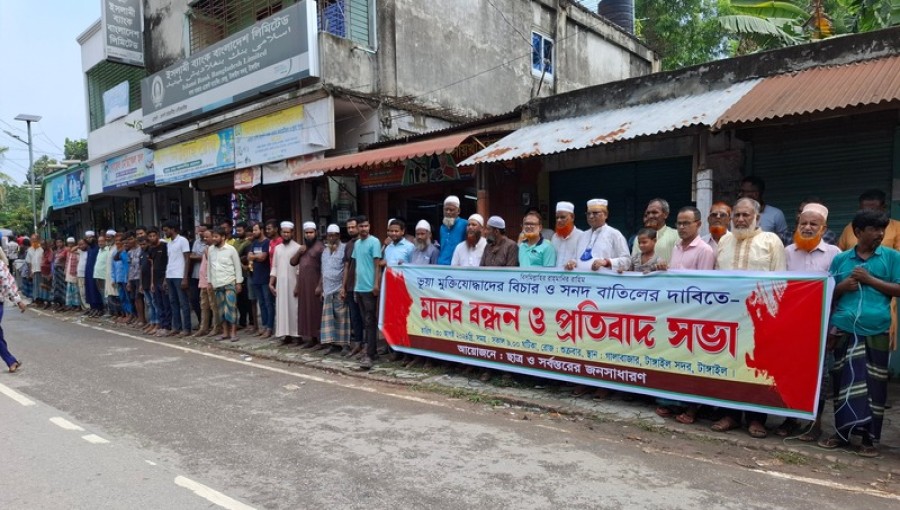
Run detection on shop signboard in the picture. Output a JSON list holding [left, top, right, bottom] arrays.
[[357, 137, 491, 190], [103, 148, 154, 191], [261, 153, 325, 184], [155, 128, 235, 185], [381, 266, 834, 419], [101, 0, 144, 67], [234, 98, 335, 167], [234, 167, 261, 190], [48, 167, 89, 210], [141, 1, 318, 131]]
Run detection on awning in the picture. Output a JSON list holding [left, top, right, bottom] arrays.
[[458, 80, 761, 166], [296, 130, 485, 175], [715, 55, 900, 129]]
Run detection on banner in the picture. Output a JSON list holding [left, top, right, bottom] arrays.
[[154, 128, 235, 185], [380, 266, 834, 419], [47, 167, 88, 210], [103, 148, 154, 191], [234, 98, 334, 167], [234, 167, 261, 190]]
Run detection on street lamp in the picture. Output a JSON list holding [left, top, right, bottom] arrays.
[[14, 113, 41, 234]]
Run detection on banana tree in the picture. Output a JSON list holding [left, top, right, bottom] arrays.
[[718, 1, 837, 53]]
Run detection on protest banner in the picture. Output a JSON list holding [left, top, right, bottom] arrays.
[[379, 266, 833, 419]]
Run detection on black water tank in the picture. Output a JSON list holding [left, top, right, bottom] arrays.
[[597, 0, 634, 34]]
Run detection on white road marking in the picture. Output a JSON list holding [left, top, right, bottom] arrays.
[[749, 469, 900, 501], [0, 382, 36, 406], [81, 434, 110, 444], [50, 417, 85, 431], [174, 476, 256, 510], [145, 460, 157, 466]]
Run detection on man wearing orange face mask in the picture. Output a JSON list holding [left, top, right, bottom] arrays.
[[703, 202, 732, 251], [551, 201, 583, 269]]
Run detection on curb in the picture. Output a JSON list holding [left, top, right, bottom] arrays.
[[30, 308, 900, 477]]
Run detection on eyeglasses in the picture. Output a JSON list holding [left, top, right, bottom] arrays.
[[676, 221, 699, 227], [709, 212, 730, 218], [522, 222, 540, 227]]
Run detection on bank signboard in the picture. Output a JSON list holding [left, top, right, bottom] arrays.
[[101, 0, 144, 67], [141, 1, 318, 131]]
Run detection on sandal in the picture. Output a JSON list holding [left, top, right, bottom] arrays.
[[711, 416, 740, 432], [798, 425, 822, 443], [748, 421, 768, 439], [675, 408, 697, 425], [857, 444, 879, 458], [774, 418, 799, 437], [818, 434, 850, 450], [655, 406, 684, 418]]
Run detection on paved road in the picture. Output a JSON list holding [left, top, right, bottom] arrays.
[[1, 309, 897, 509]]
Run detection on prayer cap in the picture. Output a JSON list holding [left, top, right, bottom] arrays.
[[66, 237, 75, 244], [326, 224, 340, 234], [802, 203, 829, 222], [302, 221, 316, 231], [84, 230, 95, 237], [556, 201, 575, 214], [444, 195, 460, 207], [468, 213, 484, 226], [280, 221, 295, 230], [587, 199, 608, 209], [487, 216, 505, 229], [415, 219, 431, 232], [105, 229, 117, 236]]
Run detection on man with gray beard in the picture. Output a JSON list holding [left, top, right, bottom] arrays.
[[411, 220, 439, 265], [480, 216, 518, 267]]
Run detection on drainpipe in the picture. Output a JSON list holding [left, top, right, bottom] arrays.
[[695, 132, 712, 237]]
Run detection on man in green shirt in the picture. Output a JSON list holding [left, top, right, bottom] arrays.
[[820, 209, 900, 458], [518, 212, 556, 268], [631, 198, 678, 264]]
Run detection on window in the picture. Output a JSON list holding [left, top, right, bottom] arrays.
[[317, 0, 373, 47], [531, 31, 554, 79], [86, 61, 146, 131], [188, 0, 295, 54]]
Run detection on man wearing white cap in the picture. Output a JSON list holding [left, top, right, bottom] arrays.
[[772, 201, 841, 440], [438, 195, 467, 265], [565, 199, 630, 272], [411, 220, 439, 265], [551, 201, 583, 268], [290, 221, 325, 349], [317, 224, 349, 355], [269, 221, 301, 343], [451, 214, 487, 267], [480, 216, 518, 267], [519, 211, 557, 268]]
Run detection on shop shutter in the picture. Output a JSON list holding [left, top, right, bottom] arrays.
[[749, 122, 895, 232], [549, 157, 692, 237]]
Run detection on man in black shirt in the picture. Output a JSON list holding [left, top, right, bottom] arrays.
[[147, 228, 172, 337]]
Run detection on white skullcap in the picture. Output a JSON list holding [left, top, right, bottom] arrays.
[[105, 229, 116, 236], [84, 230, 95, 237], [487, 216, 505, 229], [444, 195, 460, 207], [415, 219, 431, 232], [468, 213, 484, 226], [302, 221, 316, 231], [280, 221, 295, 230], [388, 218, 395, 229], [556, 201, 575, 214], [801, 203, 829, 222], [66, 237, 75, 244], [587, 199, 608, 208], [326, 224, 340, 234]]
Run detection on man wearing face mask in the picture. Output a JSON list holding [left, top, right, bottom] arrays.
[[551, 201, 582, 269], [480, 216, 518, 267], [451, 214, 487, 267], [438, 195, 467, 265]]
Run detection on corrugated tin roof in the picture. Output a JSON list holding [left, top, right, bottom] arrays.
[[459, 80, 760, 166], [715, 55, 900, 129]]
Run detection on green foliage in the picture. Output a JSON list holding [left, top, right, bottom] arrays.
[[0, 182, 41, 235], [635, 0, 731, 70], [837, 0, 900, 31], [27, 155, 59, 186], [64, 138, 88, 162]]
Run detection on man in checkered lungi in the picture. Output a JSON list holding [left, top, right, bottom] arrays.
[[316, 224, 349, 356], [208, 226, 244, 342]]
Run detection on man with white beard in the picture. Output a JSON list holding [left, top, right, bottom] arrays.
[[411, 220, 439, 265], [712, 197, 785, 439], [451, 214, 487, 267], [437, 195, 467, 265]]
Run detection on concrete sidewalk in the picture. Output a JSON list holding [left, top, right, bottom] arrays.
[[34, 308, 900, 475]]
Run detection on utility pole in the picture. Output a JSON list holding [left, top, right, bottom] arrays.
[[14, 113, 42, 234]]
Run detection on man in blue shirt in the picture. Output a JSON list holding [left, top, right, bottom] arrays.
[[383, 219, 414, 267], [351, 215, 382, 369], [437, 195, 466, 265], [820, 209, 900, 458], [739, 176, 788, 242]]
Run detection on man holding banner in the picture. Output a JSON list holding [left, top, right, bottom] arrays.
[[819, 209, 900, 458]]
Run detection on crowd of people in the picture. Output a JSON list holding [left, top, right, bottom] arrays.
[[2, 176, 896, 458]]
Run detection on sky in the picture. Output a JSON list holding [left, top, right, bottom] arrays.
[[0, 1, 101, 184]]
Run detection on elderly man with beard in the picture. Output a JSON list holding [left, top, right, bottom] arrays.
[[270, 222, 301, 344], [438, 195, 467, 265], [551, 202, 582, 268], [291, 222, 325, 349], [451, 214, 487, 267], [411, 220, 439, 265], [519, 212, 556, 267], [632, 199, 678, 264], [771, 203, 841, 440], [703, 202, 732, 251], [316, 224, 350, 356], [712, 197, 786, 438], [480, 216, 518, 267], [819, 209, 900, 458]]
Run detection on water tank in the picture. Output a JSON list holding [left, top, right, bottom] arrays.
[[597, 0, 634, 34]]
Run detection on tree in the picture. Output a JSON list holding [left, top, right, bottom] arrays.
[[26, 155, 59, 186], [64, 138, 88, 162], [635, 0, 731, 71]]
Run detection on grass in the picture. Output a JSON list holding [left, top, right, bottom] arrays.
[[773, 451, 809, 466]]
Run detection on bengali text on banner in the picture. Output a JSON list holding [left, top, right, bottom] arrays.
[[379, 266, 834, 419]]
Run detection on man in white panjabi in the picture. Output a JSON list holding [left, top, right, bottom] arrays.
[[565, 199, 630, 272], [551, 201, 583, 269], [716, 198, 786, 272], [269, 221, 301, 342]]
